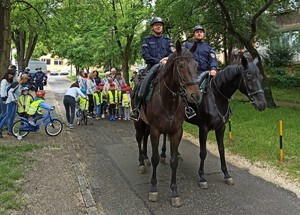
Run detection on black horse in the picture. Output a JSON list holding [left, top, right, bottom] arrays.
[[134, 41, 201, 207], [185, 55, 267, 188]]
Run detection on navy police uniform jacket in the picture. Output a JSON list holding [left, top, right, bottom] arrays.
[[142, 35, 173, 67], [184, 41, 218, 73]]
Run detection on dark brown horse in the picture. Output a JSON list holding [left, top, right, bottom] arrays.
[[134, 41, 201, 207], [185, 56, 267, 188]]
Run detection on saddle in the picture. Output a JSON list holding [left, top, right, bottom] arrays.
[[138, 64, 161, 102]]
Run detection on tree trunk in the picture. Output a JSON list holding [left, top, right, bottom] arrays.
[[121, 35, 133, 85], [12, 29, 39, 71], [0, 0, 11, 77]]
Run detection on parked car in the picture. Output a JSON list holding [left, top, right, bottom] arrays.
[[60, 70, 69, 75], [49, 70, 59, 76]]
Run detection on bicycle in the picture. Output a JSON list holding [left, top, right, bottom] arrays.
[[76, 108, 93, 125], [12, 109, 63, 140]]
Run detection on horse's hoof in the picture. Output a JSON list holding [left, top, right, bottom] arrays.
[[199, 181, 208, 189], [149, 192, 158, 202], [225, 177, 234, 185], [144, 159, 151, 166], [138, 165, 146, 174], [160, 157, 166, 164], [178, 155, 183, 161], [171, 197, 182, 207]]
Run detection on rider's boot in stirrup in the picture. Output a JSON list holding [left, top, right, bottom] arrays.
[[129, 108, 140, 121], [185, 106, 196, 119]]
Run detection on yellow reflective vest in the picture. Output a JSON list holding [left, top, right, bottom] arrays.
[[93, 92, 102, 105], [79, 96, 89, 111], [122, 93, 130, 108], [18, 95, 33, 113], [108, 90, 118, 104], [27, 99, 43, 115]]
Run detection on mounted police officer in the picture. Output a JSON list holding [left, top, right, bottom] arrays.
[[184, 25, 218, 79], [130, 17, 175, 121]]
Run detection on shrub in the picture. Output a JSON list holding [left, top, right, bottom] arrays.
[[262, 45, 296, 67]]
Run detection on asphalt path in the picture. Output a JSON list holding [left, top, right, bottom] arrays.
[[48, 75, 300, 215]]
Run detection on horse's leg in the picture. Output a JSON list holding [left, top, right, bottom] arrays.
[[136, 123, 146, 174], [160, 134, 167, 163], [149, 128, 160, 202], [142, 129, 151, 166], [169, 129, 183, 207], [198, 127, 209, 189], [215, 125, 234, 185]]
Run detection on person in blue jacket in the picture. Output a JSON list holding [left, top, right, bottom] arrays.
[[184, 25, 218, 78], [130, 17, 174, 121]]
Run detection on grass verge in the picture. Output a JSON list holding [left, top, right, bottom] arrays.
[[0, 144, 42, 214], [183, 100, 300, 182]]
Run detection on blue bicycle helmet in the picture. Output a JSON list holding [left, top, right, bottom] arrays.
[[21, 86, 29, 91], [80, 88, 87, 95]]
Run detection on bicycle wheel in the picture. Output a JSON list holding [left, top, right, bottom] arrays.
[[12, 119, 30, 139], [45, 119, 63, 136], [82, 111, 88, 125]]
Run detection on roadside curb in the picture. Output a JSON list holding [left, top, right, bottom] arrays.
[[46, 80, 101, 215]]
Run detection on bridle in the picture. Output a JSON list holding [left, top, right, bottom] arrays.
[[158, 55, 199, 127], [239, 66, 264, 103]]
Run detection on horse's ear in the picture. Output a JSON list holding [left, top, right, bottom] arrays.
[[241, 56, 248, 68], [190, 42, 197, 53], [175, 40, 182, 54], [253, 57, 259, 65]]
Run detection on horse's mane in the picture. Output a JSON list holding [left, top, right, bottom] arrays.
[[214, 64, 241, 86], [158, 48, 194, 79]]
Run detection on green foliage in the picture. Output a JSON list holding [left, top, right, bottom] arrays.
[[269, 75, 300, 88], [263, 45, 296, 67]]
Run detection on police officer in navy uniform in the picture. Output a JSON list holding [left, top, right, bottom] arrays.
[[33, 67, 47, 92], [184, 25, 218, 78], [130, 17, 174, 121]]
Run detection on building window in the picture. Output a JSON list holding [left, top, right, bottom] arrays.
[[41, 58, 51, 65], [54, 60, 63, 65], [291, 30, 300, 47], [281, 32, 289, 48]]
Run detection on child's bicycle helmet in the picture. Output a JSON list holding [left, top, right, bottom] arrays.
[[36, 90, 46, 98]]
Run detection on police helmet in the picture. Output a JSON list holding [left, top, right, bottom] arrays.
[[192, 25, 205, 33], [150, 17, 164, 26]]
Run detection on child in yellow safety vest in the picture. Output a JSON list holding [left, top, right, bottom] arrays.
[[93, 85, 103, 120], [77, 88, 89, 114], [107, 83, 118, 121], [117, 84, 127, 120], [17, 86, 33, 118], [27, 90, 53, 126], [122, 86, 131, 120]]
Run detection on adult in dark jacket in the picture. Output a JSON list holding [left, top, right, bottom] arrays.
[[130, 17, 174, 121], [33, 68, 47, 91], [184, 25, 218, 77]]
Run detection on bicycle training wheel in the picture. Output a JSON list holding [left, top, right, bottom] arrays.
[[45, 119, 63, 136], [12, 119, 30, 139]]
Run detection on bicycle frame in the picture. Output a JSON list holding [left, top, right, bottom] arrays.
[[19, 111, 59, 130]]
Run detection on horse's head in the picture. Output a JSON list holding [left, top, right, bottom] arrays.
[[170, 41, 201, 104], [239, 56, 267, 111]]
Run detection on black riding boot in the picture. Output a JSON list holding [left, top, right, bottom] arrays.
[[130, 94, 141, 121]]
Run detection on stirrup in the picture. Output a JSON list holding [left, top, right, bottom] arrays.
[[185, 106, 196, 119], [129, 109, 140, 121]]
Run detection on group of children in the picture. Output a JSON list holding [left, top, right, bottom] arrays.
[[78, 82, 132, 121]]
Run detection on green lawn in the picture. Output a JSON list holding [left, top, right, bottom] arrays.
[[0, 144, 42, 214], [183, 99, 300, 182]]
